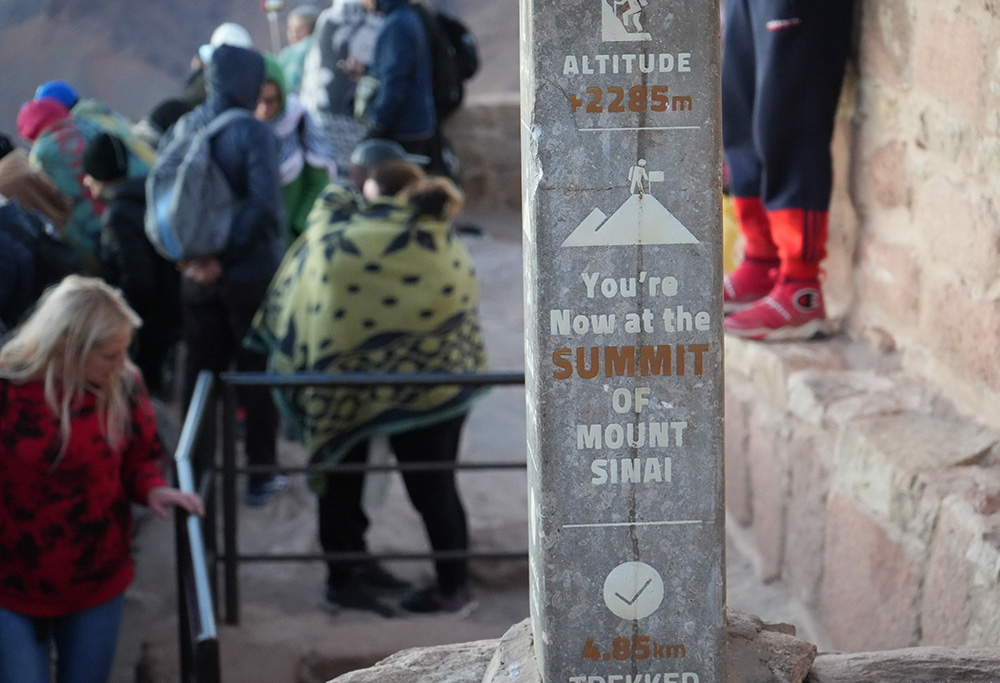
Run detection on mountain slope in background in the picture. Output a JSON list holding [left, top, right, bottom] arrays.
[[0, 0, 518, 139]]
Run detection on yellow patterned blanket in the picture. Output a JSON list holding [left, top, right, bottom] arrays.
[[245, 186, 488, 463]]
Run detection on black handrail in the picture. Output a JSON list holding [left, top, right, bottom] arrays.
[[173, 371, 220, 683], [216, 370, 527, 625]]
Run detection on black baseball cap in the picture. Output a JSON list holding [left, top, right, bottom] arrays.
[[349, 139, 430, 169]]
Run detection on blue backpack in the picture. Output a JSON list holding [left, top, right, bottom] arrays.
[[145, 108, 251, 261]]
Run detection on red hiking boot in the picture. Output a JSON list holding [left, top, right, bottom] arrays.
[[724, 279, 827, 341], [723, 258, 778, 314]]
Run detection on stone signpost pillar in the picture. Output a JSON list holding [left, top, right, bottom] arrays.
[[519, 0, 724, 681]]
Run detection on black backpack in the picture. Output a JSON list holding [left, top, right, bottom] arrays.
[[0, 201, 85, 297], [413, 4, 480, 122]]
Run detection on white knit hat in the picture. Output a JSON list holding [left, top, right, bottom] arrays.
[[199, 22, 253, 63]]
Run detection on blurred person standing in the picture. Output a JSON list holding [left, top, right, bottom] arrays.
[[246, 157, 488, 615], [721, 0, 855, 340], [277, 4, 322, 94], [360, 0, 439, 170], [131, 98, 193, 151], [256, 52, 337, 245], [300, 0, 382, 176], [17, 97, 105, 273], [158, 44, 286, 506], [0, 275, 203, 683], [0, 196, 42, 334], [34, 80, 156, 173], [181, 22, 255, 107], [0, 133, 71, 231], [81, 132, 181, 398]]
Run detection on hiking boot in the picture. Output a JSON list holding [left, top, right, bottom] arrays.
[[354, 563, 412, 591], [325, 581, 396, 618], [245, 474, 288, 507], [399, 583, 478, 617], [723, 258, 779, 314], [724, 279, 827, 341]]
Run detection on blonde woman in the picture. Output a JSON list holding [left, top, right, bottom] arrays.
[[0, 275, 202, 683]]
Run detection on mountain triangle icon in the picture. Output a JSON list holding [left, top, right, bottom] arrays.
[[561, 193, 699, 246]]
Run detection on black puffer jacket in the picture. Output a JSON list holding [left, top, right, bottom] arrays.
[[99, 175, 181, 393], [0, 201, 37, 331], [159, 45, 284, 284]]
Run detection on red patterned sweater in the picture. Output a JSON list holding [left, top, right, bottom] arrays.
[[0, 379, 166, 617]]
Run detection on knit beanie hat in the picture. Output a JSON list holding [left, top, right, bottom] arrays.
[[147, 98, 193, 134], [16, 99, 71, 142], [199, 22, 253, 63], [82, 132, 129, 181], [262, 52, 288, 110], [34, 80, 80, 109], [350, 139, 429, 169]]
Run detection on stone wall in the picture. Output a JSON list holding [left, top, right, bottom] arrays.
[[842, 2, 1000, 425], [722, 2, 1000, 652], [445, 93, 522, 213]]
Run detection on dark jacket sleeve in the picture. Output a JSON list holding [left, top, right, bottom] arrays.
[[212, 117, 284, 268], [371, 14, 420, 131], [100, 196, 158, 313], [0, 229, 35, 329]]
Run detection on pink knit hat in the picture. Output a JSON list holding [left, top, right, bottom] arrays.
[[16, 98, 70, 142]]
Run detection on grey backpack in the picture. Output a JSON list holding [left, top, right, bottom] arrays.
[[145, 108, 251, 261]]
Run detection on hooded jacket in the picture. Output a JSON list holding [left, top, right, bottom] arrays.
[[262, 52, 336, 244], [159, 45, 284, 284], [368, 0, 436, 139]]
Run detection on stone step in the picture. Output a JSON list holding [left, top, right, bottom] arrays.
[[725, 334, 1000, 651]]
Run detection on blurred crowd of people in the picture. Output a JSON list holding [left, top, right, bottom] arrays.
[[0, 2, 487, 680]]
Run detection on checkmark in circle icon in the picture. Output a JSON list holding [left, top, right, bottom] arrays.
[[603, 561, 664, 620]]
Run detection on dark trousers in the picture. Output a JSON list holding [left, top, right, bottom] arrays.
[[180, 277, 278, 483], [318, 414, 469, 594], [721, 0, 855, 211]]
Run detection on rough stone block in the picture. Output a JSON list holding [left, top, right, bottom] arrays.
[[807, 647, 1000, 683], [819, 491, 921, 651], [912, 12, 985, 113], [782, 429, 831, 609], [329, 638, 499, 683], [832, 413, 996, 542], [918, 279, 1000, 395], [726, 610, 817, 683], [921, 497, 977, 645], [852, 237, 921, 330], [747, 412, 789, 582], [914, 175, 1000, 290], [724, 338, 851, 411], [786, 366, 936, 430], [867, 141, 911, 209], [857, 1, 913, 87], [726, 373, 754, 527]]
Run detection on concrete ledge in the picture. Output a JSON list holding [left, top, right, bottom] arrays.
[[724, 335, 1000, 650]]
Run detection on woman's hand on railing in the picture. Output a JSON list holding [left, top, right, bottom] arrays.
[[148, 486, 206, 518]]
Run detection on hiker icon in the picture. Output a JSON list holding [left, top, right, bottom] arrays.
[[627, 159, 664, 195], [602, 0, 652, 41], [616, 0, 649, 32]]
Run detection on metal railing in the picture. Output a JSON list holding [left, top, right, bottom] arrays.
[[173, 371, 220, 683], [215, 370, 527, 625]]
